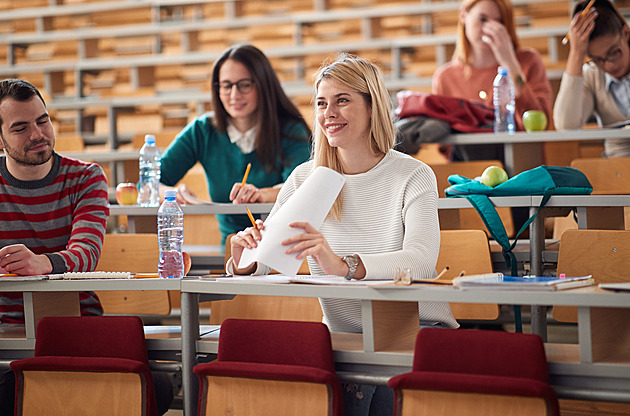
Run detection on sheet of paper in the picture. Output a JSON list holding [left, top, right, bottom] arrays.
[[217, 275, 292, 284], [238, 166, 345, 276]]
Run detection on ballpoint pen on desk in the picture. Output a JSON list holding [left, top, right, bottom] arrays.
[[241, 163, 252, 187], [561, 0, 595, 45]]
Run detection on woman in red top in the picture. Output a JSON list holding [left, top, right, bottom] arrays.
[[432, 0, 553, 160]]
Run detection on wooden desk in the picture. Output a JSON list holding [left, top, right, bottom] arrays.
[[180, 279, 630, 416], [444, 129, 630, 175], [111, 194, 630, 295], [0, 278, 181, 356], [2, 278, 629, 416], [109, 203, 276, 233]]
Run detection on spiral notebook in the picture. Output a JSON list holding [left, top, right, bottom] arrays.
[[453, 274, 593, 291]]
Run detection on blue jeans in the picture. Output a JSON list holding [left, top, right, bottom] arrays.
[[342, 322, 449, 416], [343, 383, 394, 416]]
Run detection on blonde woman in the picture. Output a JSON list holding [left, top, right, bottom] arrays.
[[229, 54, 458, 415]]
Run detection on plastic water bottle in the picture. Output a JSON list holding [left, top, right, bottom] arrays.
[[493, 66, 515, 134], [158, 189, 184, 279], [138, 134, 161, 206]]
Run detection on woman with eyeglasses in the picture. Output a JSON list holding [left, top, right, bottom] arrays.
[[432, 0, 553, 161], [159, 44, 311, 244], [554, 0, 630, 157]]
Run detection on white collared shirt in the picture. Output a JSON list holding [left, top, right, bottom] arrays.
[[605, 72, 630, 118], [227, 122, 257, 154]]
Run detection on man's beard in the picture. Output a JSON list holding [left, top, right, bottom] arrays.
[[0, 137, 53, 166]]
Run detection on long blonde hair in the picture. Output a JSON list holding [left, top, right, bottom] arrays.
[[452, 0, 520, 64], [312, 53, 395, 219]]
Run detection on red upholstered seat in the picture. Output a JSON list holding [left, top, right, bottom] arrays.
[[388, 328, 559, 416], [193, 318, 343, 416], [11, 316, 158, 416]]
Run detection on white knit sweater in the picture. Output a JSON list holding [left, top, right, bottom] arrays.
[[263, 150, 458, 332]]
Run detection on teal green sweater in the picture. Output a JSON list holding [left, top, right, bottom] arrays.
[[160, 114, 311, 244]]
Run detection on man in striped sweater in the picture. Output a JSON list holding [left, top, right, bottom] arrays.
[[0, 78, 110, 410], [0, 78, 109, 323]]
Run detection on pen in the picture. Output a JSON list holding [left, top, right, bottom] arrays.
[[246, 206, 257, 227], [241, 163, 252, 187], [436, 266, 449, 280], [562, 0, 595, 45]]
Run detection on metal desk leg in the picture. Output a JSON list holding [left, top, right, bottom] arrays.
[[181, 291, 200, 416], [504, 143, 515, 176], [529, 206, 547, 341]]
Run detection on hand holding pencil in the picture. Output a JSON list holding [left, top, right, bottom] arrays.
[[230, 163, 261, 204], [562, 0, 596, 45]]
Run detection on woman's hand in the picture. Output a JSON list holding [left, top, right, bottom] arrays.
[[230, 183, 262, 204], [175, 184, 196, 205], [230, 220, 265, 267], [481, 20, 519, 70], [282, 222, 348, 277], [568, 7, 597, 61]]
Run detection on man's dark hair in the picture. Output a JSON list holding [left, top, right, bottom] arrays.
[[0, 79, 46, 130]]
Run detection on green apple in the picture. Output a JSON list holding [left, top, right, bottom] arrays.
[[480, 166, 508, 187], [522, 110, 548, 132]]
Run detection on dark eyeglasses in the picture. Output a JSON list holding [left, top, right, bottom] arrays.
[[216, 79, 255, 95], [589, 36, 624, 66]]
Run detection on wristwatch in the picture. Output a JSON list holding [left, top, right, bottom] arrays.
[[342, 255, 360, 280]]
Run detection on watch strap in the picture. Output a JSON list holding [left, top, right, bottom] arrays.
[[342, 255, 359, 280]]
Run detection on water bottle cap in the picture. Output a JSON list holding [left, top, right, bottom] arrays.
[[164, 190, 177, 200], [497, 66, 508, 76], [144, 134, 156, 144]]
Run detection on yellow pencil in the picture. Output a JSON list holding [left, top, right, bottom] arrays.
[[562, 0, 595, 45], [246, 206, 257, 227], [241, 163, 252, 187], [436, 266, 449, 280], [0, 274, 18, 277]]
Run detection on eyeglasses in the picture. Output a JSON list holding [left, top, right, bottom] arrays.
[[589, 36, 624, 66], [216, 79, 255, 95]]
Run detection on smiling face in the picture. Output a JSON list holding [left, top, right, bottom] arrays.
[[217, 59, 259, 131], [316, 78, 371, 151], [0, 96, 55, 167], [588, 28, 630, 79], [461, 0, 503, 51]]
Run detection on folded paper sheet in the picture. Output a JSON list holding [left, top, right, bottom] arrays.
[[238, 166, 345, 276]]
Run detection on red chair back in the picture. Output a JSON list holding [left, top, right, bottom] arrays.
[[194, 318, 343, 416], [217, 318, 336, 372], [412, 328, 550, 383], [11, 316, 157, 416], [35, 316, 150, 364]]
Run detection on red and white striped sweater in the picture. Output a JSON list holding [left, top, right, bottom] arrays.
[[0, 153, 109, 324]]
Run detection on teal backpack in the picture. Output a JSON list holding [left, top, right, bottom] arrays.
[[445, 165, 593, 331]]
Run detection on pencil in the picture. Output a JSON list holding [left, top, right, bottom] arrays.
[[241, 163, 252, 187], [0, 274, 19, 277], [246, 206, 257, 227], [562, 0, 595, 45], [436, 266, 449, 280]]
